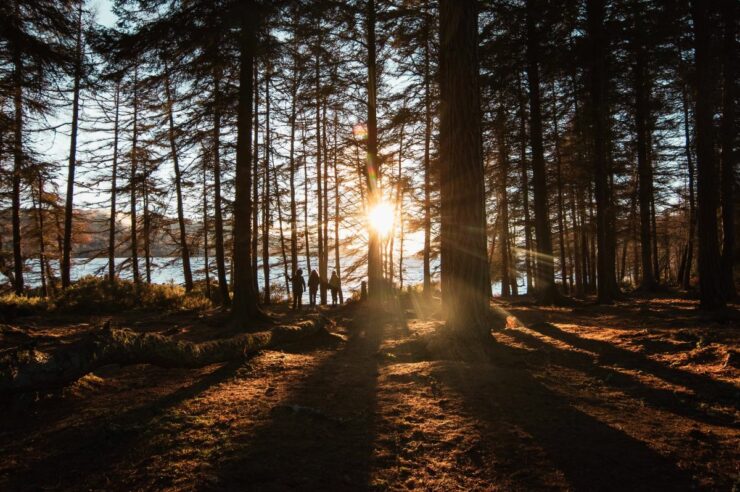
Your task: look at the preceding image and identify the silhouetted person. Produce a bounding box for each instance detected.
[308,269,320,307]
[329,270,341,306]
[287,269,306,310]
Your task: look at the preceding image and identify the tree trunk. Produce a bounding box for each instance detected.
[164,63,193,292]
[288,44,299,279]
[517,73,533,294]
[322,98,330,303]
[438,0,497,337]
[203,158,211,299]
[11,39,24,294]
[232,0,263,321]
[632,21,656,289]
[496,107,511,297]
[551,85,568,294]
[212,68,230,305]
[142,159,152,285]
[34,174,47,297]
[130,66,140,285]
[526,0,556,303]
[587,0,618,302]
[108,81,121,282]
[303,124,312,274]
[365,0,383,300]
[422,0,433,296]
[252,65,260,296]
[720,0,736,299]
[333,112,344,303]
[691,1,725,309]
[681,84,695,290]
[262,68,272,304]
[62,4,83,289]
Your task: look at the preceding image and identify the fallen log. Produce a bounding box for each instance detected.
[0,316,327,396]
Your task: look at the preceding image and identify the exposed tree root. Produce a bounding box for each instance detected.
[0,316,328,396]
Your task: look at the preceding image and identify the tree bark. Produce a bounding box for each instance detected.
[262,67,272,304]
[212,68,230,305]
[720,0,736,299]
[691,1,725,309]
[422,0,433,296]
[438,0,497,336]
[108,81,121,282]
[681,84,695,290]
[587,0,618,302]
[632,15,656,290]
[365,0,383,300]
[526,0,556,303]
[62,3,83,289]
[231,0,263,321]
[164,63,193,292]
[130,65,140,285]
[11,35,24,294]
[495,107,511,297]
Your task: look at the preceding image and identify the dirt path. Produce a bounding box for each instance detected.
[0,298,738,490]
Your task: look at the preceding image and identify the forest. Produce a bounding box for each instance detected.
[0,0,738,490]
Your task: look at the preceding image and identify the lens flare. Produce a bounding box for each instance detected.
[368,201,394,238]
[353,123,368,140]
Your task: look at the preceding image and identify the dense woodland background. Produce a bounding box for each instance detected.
[0,0,737,314]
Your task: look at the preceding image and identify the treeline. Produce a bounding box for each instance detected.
[0,0,736,318]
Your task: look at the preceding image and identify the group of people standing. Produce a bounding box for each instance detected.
[288,269,342,310]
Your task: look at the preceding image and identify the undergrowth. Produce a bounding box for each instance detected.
[0,276,213,316]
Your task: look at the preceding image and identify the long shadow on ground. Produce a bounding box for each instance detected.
[206,309,388,491]
[434,343,698,491]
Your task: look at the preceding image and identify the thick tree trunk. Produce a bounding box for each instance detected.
[232,0,263,321]
[691,1,725,309]
[526,0,556,303]
[587,0,618,302]
[62,4,83,289]
[633,21,656,290]
[108,81,121,282]
[0,317,327,395]
[212,69,230,306]
[438,0,497,337]
[164,64,193,292]
[720,0,736,299]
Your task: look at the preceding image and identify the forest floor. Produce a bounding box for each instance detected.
[0,294,738,491]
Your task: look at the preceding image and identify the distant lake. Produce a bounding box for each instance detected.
[3,257,527,298]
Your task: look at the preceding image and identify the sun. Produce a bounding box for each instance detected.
[368,200,394,238]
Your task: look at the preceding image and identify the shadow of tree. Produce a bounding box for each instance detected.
[435,345,698,491]
[206,311,386,491]
[0,361,242,490]
[526,322,739,408]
